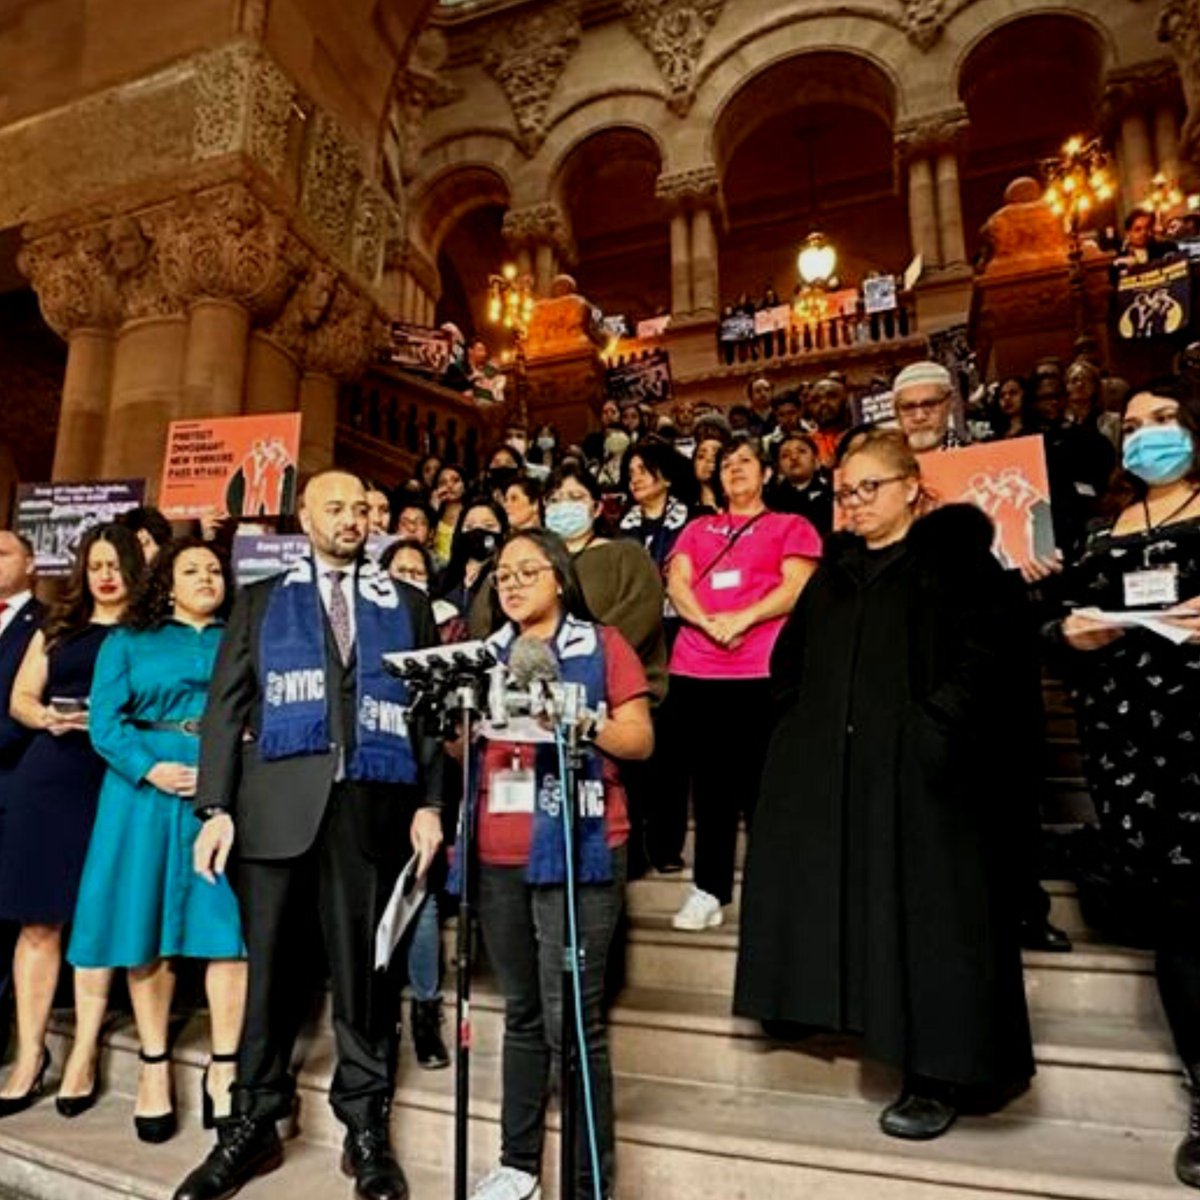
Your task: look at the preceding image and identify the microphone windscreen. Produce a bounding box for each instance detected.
[508,635,560,689]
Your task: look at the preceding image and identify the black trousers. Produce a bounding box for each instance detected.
[478,848,627,1197]
[1157,895,1200,1070]
[670,675,774,905]
[231,782,407,1128]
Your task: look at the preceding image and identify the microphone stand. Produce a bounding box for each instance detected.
[452,682,480,1200]
[555,695,588,1200]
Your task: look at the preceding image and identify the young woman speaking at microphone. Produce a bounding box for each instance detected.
[452,528,652,1200]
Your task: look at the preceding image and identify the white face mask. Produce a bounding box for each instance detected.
[544,499,593,540]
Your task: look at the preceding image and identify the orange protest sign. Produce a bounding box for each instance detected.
[835,436,1055,570]
[920,437,1055,570]
[158,414,301,519]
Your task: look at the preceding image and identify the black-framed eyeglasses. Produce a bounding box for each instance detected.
[895,398,948,416]
[491,563,554,590]
[833,475,908,507]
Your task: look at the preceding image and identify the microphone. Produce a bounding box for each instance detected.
[508,635,560,690]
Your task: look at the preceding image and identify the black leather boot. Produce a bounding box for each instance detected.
[172,1116,282,1200]
[342,1124,409,1200]
[1177,1067,1200,1188]
[411,999,450,1070]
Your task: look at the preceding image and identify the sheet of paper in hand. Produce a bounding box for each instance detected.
[374,855,427,971]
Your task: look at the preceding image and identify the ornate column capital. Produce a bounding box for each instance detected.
[1102,58,1184,128]
[501,202,575,261]
[655,166,722,212]
[902,0,950,52]
[18,227,123,337]
[154,182,306,320]
[894,108,970,166]
[481,1,582,155]
[265,262,384,380]
[621,0,726,116]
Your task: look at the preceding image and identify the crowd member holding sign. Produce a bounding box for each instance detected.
[1050,383,1200,1189]
[458,529,653,1200]
[0,524,141,1117]
[736,429,1034,1140]
[173,470,444,1200]
[665,435,820,931]
[67,540,246,1141]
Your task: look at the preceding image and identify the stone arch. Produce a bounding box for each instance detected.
[519,91,672,208]
[947,1,1120,79]
[409,162,512,260]
[954,9,1112,258]
[688,12,915,173]
[551,126,669,320]
[412,131,524,212]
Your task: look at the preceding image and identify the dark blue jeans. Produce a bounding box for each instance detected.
[478,847,627,1198]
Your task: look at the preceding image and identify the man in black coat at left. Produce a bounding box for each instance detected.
[0,532,43,1056]
[174,470,444,1200]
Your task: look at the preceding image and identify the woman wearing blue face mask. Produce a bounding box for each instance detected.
[1050,382,1200,1189]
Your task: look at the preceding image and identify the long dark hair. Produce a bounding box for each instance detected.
[438,497,508,599]
[43,523,143,648]
[489,528,595,629]
[1103,378,1200,517]
[124,538,234,631]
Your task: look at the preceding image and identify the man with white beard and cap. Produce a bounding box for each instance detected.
[892,360,966,453]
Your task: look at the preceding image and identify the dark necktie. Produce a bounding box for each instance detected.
[327,571,352,665]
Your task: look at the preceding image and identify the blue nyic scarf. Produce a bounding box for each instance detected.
[450,614,612,890]
[259,555,416,785]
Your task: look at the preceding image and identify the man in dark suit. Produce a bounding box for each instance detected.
[174,471,444,1200]
[0,532,41,1058]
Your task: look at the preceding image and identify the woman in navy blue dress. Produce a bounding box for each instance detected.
[0,523,141,1117]
[69,540,246,1141]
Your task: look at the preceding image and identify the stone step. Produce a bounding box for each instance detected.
[628,878,1092,939]
[43,954,1184,1139]
[623,916,1163,1024]
[33,1017,1188,1200]
[0,1090,445,1200]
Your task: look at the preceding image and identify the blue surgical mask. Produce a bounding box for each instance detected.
[545,499,593,540]
[1123,424,1195,486]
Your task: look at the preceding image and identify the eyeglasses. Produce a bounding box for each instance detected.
[895,398,948,416]
[833,475,908,507]
[492,563,554,590]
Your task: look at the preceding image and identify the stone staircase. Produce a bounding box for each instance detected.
[0,681,1190,1199]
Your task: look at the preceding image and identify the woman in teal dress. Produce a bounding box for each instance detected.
[68,539,246,1143]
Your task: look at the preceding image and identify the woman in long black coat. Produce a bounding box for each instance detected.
[734,427,1034,1140]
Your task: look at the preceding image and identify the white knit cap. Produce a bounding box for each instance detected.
[893,360,952,396]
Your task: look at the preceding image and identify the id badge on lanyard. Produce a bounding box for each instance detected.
[1123,565,1180,610]
[489,750,536,815]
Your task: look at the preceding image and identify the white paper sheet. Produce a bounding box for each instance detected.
[373,855,427,971]
[1074,606,1195,646]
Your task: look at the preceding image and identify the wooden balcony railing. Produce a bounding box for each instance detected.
[337,365,496,487]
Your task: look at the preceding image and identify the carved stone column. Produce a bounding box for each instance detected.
[655,167,723,318]
[1155,105,1182,181]
[244,332,301,413]
[1122,112,1157,206]
[1105,60,1186,205]
[502,204,574,297]
[935,152,968,268]
[389,240,441,326]
[896,111,969,272]
[19,227,122,481]
[157,182,304,419]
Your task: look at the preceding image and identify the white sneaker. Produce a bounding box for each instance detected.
[469,1165,541,1200]
[671,887,724,931]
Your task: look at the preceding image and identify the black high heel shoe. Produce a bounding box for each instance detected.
[55,1055,100,1118]
[133,1049,176,1144]
[202,1050,239,1129]
[0,1047,50,1118]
